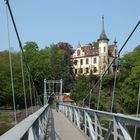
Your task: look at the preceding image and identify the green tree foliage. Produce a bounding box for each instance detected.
[70,75,90,105]
[70,45,140,114]
[0,41,74,108]
[88,41,99,48]
[119,45,140,113]
[1,41,140,115]
[0,51,27,108]
[0,51,11,107]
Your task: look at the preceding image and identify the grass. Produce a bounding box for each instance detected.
[0,114,10,122]
[0,112,14,136]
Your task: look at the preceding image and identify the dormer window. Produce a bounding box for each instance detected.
[77,50,81,56]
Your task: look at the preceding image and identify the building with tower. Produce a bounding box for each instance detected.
[71,16,118,75]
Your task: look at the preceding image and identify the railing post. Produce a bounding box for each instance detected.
[60,79,63,96]
[44,79,47,105]
[84,110,87,135]
[95,113,98,139]
[29,127,34,140]
[113,116,118,140]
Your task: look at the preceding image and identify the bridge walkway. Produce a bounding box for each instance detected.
[52,109,88,140]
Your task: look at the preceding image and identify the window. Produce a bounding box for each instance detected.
[86,68,89,73]
[75,69,77,74]
[104,47,106,52]
[104,56,106,63]
[79,68,83,73]
[77,50,81,56]
[93,66,97,73]
[86,58,89,64]
[74,60,77,65]
[93,58,96,64]
[80,59,83,65]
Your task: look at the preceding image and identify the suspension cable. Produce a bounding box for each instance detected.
[20,52,28,117]
[4,0,41,109]
[88,89,92,108]
[82,20,140,109]
[28,72,33,113]
[5,5,17,123]
[81,80,100,106]
[133,83,140,140]
[97,76,103,110]
[110,56,119,113]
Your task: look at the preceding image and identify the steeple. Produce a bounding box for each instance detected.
[98,16,109,42]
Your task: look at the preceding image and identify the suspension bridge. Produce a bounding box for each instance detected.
[1,78,140,140]
[1,0,140,140]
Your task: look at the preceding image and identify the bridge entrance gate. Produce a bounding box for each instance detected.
[44,79,63,105]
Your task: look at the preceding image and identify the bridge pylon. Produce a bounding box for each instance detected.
[44,79,63,105]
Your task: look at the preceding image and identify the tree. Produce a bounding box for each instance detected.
[119,45,140,113]
[70,75,90,105]
[88,41,99,48]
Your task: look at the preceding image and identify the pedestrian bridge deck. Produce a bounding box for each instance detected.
[1,104,140,140]
[52,110,88,140]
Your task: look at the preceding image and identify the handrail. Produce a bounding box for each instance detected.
[0,104,50,140]
[59,103,140,140]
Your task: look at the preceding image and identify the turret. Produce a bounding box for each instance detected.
[98,16,109,74]
[98,16,109,42]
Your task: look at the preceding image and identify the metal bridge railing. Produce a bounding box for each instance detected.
[0,104,50,140]
[59,103,140,140]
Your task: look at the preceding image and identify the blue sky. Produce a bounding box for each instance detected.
[0,0,140,55]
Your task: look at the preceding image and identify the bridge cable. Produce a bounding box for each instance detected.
[28,72,33,113]
[5,0,31,116]
[97,20,140,110]
[97,20,140,111]
[88,89,92,108]
[5,5,17,123]
[82,20,140,109]
[110,56,119,113]
[5,1,28,119]
[4,0,42,109]
[20,52,28,117]
[133,83,140,140]
[97,76,103,110]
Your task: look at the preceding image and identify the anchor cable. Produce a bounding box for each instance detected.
[4,0,42,110]
[5,5,17,123]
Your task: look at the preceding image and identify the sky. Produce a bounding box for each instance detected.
[0,0,140,55]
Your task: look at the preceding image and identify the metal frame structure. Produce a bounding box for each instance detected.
[0,104,50,140]
[44,79,63,105]
[59,103,140,140]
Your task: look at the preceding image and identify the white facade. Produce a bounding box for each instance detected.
[71,42,117,75]
[71,45,100,75]
[71,17,117,75]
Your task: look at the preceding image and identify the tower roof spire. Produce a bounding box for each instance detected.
[98,16,109,41]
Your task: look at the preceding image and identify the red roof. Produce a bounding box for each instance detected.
[81,46,99,56]
[63,95,74,102]
[108,45,116,56]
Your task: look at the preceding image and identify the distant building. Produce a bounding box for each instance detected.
[71,16,118,75]
[59,93,74,105]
